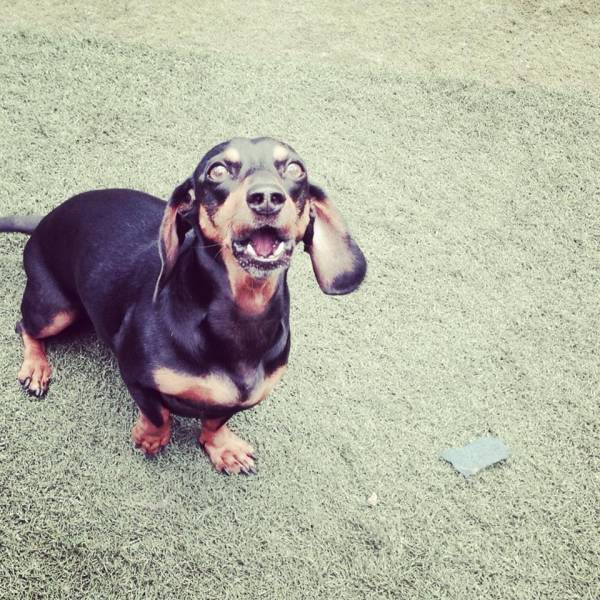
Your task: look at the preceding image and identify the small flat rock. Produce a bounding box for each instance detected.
[366,493,378,507]
[440,436,509,478]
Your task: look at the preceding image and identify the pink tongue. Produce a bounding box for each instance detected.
[250,231,277,257]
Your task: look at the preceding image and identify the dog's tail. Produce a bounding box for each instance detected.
[0,215,43,234]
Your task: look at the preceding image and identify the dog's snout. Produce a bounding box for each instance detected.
[246,185,286,215]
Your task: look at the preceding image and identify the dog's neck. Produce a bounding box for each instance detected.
[155,232,289,366]
[164,230,287,318]
[219,247,284,316]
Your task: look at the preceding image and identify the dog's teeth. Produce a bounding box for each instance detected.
[272,241,285,258]
[246,243,258,258]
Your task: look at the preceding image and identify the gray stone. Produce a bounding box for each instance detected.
[440,437,509,478]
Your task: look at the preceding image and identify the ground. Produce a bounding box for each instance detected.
[0,1,598,598]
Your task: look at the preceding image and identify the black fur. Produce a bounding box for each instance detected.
[0,215,43,234]
[5,137,366,454]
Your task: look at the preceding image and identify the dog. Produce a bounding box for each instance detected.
[0,137,366,474]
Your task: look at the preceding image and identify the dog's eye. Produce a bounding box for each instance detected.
[207,164,229,182]
[285,162,305,180]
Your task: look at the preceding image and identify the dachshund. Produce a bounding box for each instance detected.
[0,137,366,474]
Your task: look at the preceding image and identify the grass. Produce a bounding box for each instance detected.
[0,1,599,598]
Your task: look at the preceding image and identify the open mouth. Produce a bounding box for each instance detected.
[232,226,294,274]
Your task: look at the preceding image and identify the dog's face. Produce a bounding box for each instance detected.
[193,137,311,278]
[155,137,366,304]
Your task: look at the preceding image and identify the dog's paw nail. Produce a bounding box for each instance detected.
[222,468,231,476]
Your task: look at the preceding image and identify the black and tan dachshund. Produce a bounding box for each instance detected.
[0,137,366,474]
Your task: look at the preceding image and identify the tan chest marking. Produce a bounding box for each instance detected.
[153,365,287,409]
[153,367,240,407]
[243,365,287,408]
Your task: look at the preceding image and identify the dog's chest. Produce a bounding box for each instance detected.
[152,362,285,411]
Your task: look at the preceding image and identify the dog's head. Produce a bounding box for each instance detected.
[155,137,366,302]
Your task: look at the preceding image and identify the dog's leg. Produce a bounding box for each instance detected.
[126,384,172,456]
[18,292,78,397]
[18,329,51,397]
[18,240,79,396]
[199,417,256,475]
[131,408,172,456]
[17,311,76,397]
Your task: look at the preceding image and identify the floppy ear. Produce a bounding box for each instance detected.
[303,184,367,294]
[153,178,195,301]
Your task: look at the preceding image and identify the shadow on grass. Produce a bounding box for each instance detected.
[46,316,206,451]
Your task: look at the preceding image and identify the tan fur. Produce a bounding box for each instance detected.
[199,421,256,474]
[223,147,241,163]
[198,204,222,243]
[158,204,181,275]
[18,310,78,395]
[308,198,355,290]
[294,201,311,242]
[200,202,276,312]
[131,405,171,455]
[245,365,287,406]
[198,179,250,245]
[18,332,51,391]
[153,367,240,407]
[156,188,195,296]
[272,145,289,161]
[37,309,77,337]
[153,363,285,410]
[272,193,301,239]
[222,247,281,315]
[199,177,303,314]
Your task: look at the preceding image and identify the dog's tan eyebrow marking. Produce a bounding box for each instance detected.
[223,147,241,163]
[273,145,289,161]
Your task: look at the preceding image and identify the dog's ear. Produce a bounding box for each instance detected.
[153,178,195,301]
[303,184,366,294]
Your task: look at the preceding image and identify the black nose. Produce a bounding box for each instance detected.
[246,184,286,215]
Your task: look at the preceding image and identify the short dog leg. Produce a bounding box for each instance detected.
[127,384,171,456]
[199,417,256,475]
[17,331,52,397]
[17,310,77,397]
[132,408,172,456]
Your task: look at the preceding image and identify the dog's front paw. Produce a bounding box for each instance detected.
[199,425,256,475]
[132,412,171,456]
[18,356,52,398]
